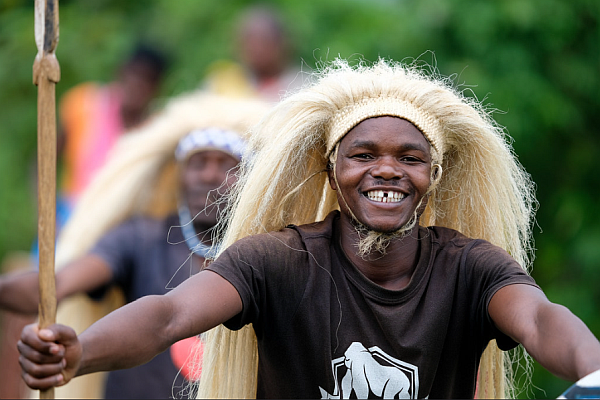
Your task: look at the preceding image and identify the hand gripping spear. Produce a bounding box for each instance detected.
[33,0,60,398]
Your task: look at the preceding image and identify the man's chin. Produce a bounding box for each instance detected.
[350,215,418,259]
[350,218,410,236]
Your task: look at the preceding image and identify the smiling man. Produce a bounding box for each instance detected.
[18,59,600,399]
[330,116,438,261]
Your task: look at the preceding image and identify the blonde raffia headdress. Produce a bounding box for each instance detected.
[49,92,270,399]
[198,58,537,399]
[327,96,445,164]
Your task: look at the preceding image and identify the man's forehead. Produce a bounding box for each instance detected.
[340,116,432,149]
[186,149,240,163]
[326,97,444,165]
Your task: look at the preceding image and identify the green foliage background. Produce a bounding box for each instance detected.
[0,0,598,397]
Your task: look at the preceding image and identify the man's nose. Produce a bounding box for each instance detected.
[199,162,226,185]
[371,157,403,180]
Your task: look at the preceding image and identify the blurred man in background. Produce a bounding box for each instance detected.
[0,93,269,398]
[203,4,304,101]
[57,44,168,217]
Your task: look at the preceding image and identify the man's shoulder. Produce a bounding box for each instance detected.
[105,214,172,239]
[286,211,338,240]
[426,225,475,245]
[60,82,102,104]
[425,225,516,264]
[425,225,499,255]
[230,212,338,254]
[120,214,169,227]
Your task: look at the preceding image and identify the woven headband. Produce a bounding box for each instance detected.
[326,96,445,163]
[175,127,247,162]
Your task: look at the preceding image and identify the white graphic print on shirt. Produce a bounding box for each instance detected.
[319,342,419,399]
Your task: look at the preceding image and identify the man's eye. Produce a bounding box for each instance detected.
[188,161,206,170]
[400,156,422,163]
[351,153,372,159]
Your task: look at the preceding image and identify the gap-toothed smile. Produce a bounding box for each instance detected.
[364,190,405,203]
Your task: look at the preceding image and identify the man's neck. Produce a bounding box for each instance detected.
[192,221,215,246]
[339,217,421,291]
[120,107,147,130]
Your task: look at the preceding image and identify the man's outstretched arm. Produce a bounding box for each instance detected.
[18,269,242,389]
[489,283,600,382]
[0,254,113,315]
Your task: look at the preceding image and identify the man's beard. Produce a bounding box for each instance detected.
[351,200,422,260]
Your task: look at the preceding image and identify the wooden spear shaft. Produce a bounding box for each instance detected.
[33,0,60,398]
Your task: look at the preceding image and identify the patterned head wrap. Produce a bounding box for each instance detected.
[175,127,247,162]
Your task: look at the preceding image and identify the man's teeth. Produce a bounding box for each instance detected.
[366,190,405,203]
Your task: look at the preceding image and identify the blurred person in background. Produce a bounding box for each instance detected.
[1,42,168,400]
[203,4,304,101]
[29,43,169,264]
[0,93,269,398]
[58,43,168,210]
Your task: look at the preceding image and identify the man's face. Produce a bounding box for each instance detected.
[181,150,240,228]
[328,116,432,234]
[237,17,287,78]
[119,61,162,114]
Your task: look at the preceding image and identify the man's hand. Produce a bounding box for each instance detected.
[15,271,242,389]
[17,323,81,390]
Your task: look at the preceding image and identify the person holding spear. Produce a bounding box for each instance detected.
[31,0,60,397]
[18,58,600,399]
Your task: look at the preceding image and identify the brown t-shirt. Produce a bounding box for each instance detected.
[207,211,538,399]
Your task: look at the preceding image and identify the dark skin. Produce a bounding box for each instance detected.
[117,60,163,130]
[183,150,239,236]
[236,8,290,81]
[0,150,238,315]
[17,117,600,390]
[328,117,432,290]
[56,59,163,155]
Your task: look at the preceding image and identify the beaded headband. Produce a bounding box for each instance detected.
[326,96,445,163]
[175,127,247,162]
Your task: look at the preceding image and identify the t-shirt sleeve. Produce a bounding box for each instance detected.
[88,219,140,291]
[206,230,310,334]
[465,240,540,350]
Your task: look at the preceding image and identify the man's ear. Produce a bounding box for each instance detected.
[327,163,337,191]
